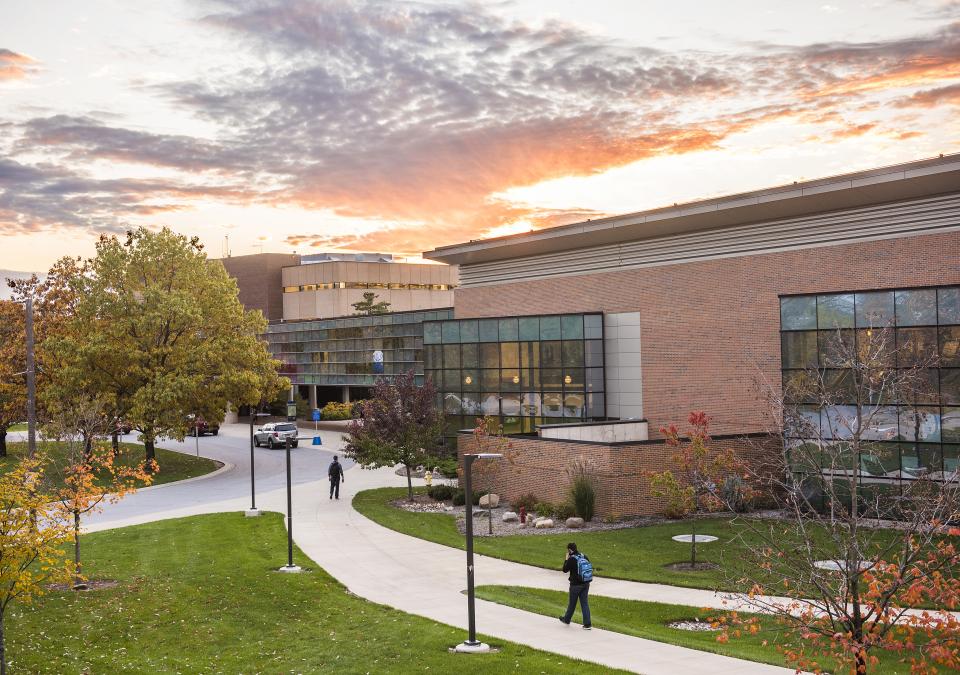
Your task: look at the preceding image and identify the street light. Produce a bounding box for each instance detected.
[246,410,272,518]
[279,433,309,573]
[455,452,502,654]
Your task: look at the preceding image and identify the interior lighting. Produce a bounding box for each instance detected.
[564,374,572,385]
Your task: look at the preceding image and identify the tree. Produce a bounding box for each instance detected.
[717,325,960,674]
[645,411,751,567]
[351,292,391,316]
[0,302,26,458]
[47,228,287,467]
[344,370,443,499]
[0,455,72,675]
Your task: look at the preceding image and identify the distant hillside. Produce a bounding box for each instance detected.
[0,270,41,300]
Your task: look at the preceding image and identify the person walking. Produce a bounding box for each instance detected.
[559,542,592,629]
[328,455,345,500]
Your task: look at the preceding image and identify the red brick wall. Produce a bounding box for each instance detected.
[455,231,960,438]
[458,432,778,518]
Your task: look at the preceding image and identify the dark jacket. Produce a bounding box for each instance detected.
[328,460,344,482]
[563,553,590,584]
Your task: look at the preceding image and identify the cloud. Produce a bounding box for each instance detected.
[0,48,38,81]
[894,82,960,106]
[2,2,959,253]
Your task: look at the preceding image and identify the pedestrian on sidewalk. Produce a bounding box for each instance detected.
[328,455,345,500]
[559,542,592,629]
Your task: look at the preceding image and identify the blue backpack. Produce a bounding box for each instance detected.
[574,553,593,582]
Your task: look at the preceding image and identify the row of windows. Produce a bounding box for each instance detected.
[781,287,960,331]
[283,282,454,293]
[267,309,453,333]
[788,440,959,481]
[443,415,575,436]
[269,326,424,342]
[440,391,605,420]
[782,368,960,405]
[424,313,603,344]
[785,405,960,443]
[295,373,426,387]
[426,366,603,392]
[281,362,424,377]
[425,341,604,371]
[279,349,422,366]
[271,338,421,355]
[781,327,960,369]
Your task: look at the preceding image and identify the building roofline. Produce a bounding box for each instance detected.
[423,153,960,266]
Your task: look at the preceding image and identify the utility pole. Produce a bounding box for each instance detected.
[25,297,37,459]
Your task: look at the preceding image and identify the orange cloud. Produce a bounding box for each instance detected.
[0,49,37,81]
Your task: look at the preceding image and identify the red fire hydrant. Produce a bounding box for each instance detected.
[519,505,527,524]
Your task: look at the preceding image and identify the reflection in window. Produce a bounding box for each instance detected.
[781,296,817,330]
[940,327,960,366]
[818,294,855,328]
[481,393,500,415]
[897,407,940,443]
[855,290,895,328]
[782,331,818,369]
[543,392,563,417]
[940,408,960,443]
[939,287,960,325]
[895,289,937,326]
[897,327,938,367]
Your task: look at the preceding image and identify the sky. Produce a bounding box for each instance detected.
[1,0,959,273]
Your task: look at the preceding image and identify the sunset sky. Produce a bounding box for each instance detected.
[1,0,959,273]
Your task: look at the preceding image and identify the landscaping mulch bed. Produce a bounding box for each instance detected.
[48,579,119,592]
[663,562,720,572]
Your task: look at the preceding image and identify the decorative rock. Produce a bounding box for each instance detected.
[534,518,555,529]
[479,493,500,508]
[444,505,454,512]
[565,517,584,528]
[502,511,519,523]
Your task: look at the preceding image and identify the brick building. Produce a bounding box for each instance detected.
[425,154,960,515]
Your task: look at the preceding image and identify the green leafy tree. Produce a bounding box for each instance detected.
[351,292,391,316]
[344,370,443,499]
[48,227,287,467]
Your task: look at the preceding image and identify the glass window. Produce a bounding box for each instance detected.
[521,392,541,417]
[423,322,441,345]
[896,369,939,405]
[562,341,584,367]
[782,331,818,369]
[563,392,585,418]
[861,442,899,477]
[481,369,499,391]
[944,444,960,476]
[424,344,443,369]
[481,393,500,416]
[822,405,858,440]
[856,291,895,328]
[818,294,855,329]
[561,315,584,339]
[443,393,461,414]
[941,369,960,405]
[460,343,479,369]
[541,368,563,391]
[900,443,941,477]
[461,369,478,392]
[784,404,821,438]
[780,296,817,330]
[939,287,960,325]
[442,344,460,369]
[940,327,960,366]
[461,394,481,415]
[442,369,460,391]
[862,406,900,441]
[519,341,540,369]
[500,342,520,369]
[897,407,940,443]
[941,408,960,443]
[586,368,604,392]
[895,289,937,326]
[823,369,855,404]
[856,328,896,368]
[501,393,521,416]
[897,327,938,367]
[441,321,461,344]
[478,319,499,342]
[518,317,539,341]
[540,315,561,340]
[584,314,603,340]
[501,369,520,391]
[460,320,479,343]
[587,392,605,417]
[584,340,604,368]
[498,318,519,342]
[819,330,855,368]
[480,343,499,368]
[784,370,818,404]
[563,368,585,388]
[541,341,562,367]
[520,366,540,389]
[542,392,563,417]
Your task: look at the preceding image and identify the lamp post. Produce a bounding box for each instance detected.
[246,410,271,518]
[455,452,502,654]
[278,433,307,573]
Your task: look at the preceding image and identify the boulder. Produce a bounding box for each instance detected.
[565,517,585,529]
[502,511,519,523]
[444,505,454,512]
[479,493,500,508]
[534,518,555,529]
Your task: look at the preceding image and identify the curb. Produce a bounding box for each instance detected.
[135,458,234,493]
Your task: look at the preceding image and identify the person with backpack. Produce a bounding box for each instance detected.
[328,456,345,500]
[559,542,592,629]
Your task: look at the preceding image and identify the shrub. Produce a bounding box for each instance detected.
[321,401,353,420]
[452,489,482,506]
[433,456,459,479]
[554,502,576,520]
[721,475,750,513]
[534,501,554,519]
[512,492,539,513]
[603,512,621,524]
[568,460,597,522]
[427,485,455,501]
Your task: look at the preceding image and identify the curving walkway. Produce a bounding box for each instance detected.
[72,424,789,675]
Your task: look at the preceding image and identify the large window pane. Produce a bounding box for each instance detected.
[781,296,817,330]
[818,294,855,329]
[541,368,563,391]
[540,315,561,340]
[562,341,584,367]
[861,442,899,477]
[941,369,960,405]
[478,319,499,342]
[521,392,541,417]
[501,392,521,416]
[500,342,520,369]
[461,369,478,392]
[862,406,900,441]
[519,341,540,369]
[901,443,941,477]
[584,314,603,340]
[498,318,519,342]
[561,315,584,339]
[520,365,540,389]
[501,369,520,391]
[519,317,539,341]
[460,343,479,369]
[543,392,563,417]
[563,368,585,388]
[939,287,960,325]
[423,322,441,344]
[819,330,855,368]
[784,404,821,438]
[587,392,605,418]
[442,369,461,391]
[480,343,499,368]
[586,367,604,392]
[897,327,938,367]
[940,327,960,366]
[461,394,481,415]
[896,369,939,405]
[585,340,604,368]
[460,320,479,343]
[897,407,940,443]
[563,392,585,418]
[442,344,460,369]
[425,344,443,369]
[856,291,895,328]
[824,369,855,404]
[942,407,960,443]
[895,289,937,326]
[481,393,500,416]
[782,331,818,368]
[823,405,858,440]
[784,370,819,404]
[441,321,461,344]
[443,393,461,414]
[541,341,562,367]
[944,445,959,476]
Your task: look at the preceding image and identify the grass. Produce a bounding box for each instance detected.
[354,487,927,592]
[474,585,960,675]
[8,514,627,674]
[0,440,220,489]
[7,423,27,432]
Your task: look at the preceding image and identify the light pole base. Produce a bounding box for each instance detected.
[454,641,491,654]
[244,509,261,518]
[278,565,303,573]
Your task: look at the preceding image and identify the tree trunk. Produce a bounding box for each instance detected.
[111,431,119,455]
[83,433,93,461]
[73,510,84,589]
[143,435,157,471]
[0,430,6,458]
[405,464,413,500]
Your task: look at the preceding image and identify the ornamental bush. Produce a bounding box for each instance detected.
[568,460,597,522]
[512,492,539,513]
[427,484,455,501]
[452,489,482,506]
[320,401,353,420]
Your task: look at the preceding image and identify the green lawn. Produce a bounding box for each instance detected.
[8,514,627,674]
[474,586,960,675]
[7,423,27,432]
[0,440,220,489]
[354,487,925,592]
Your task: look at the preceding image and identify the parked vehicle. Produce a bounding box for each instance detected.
[190,416,220,436]
[253,422,298,448]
